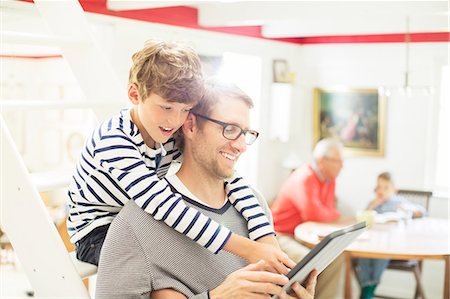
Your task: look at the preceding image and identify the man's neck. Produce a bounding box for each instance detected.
[176,160,226,209]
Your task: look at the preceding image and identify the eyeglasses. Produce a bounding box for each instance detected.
[193,113,259,145]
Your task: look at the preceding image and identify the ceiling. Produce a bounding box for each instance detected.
[1,0,449,56]
[102,1,449,37]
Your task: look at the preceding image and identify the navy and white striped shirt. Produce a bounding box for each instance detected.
[67,108,273,253]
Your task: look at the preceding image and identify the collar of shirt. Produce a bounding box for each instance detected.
[166,174,227,208]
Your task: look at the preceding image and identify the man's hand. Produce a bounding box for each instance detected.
[209,260,289,298]
[209,261,318,299]
[286,269,318,299]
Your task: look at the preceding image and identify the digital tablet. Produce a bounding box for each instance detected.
[272,222,367,298]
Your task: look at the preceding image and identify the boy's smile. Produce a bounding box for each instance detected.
[159,126,175,136]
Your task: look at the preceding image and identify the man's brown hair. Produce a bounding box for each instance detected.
[128,40,204,104]
[176,78,254,151]
[192,78,253,128]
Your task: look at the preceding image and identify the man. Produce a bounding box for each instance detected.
[95,79,317,299]
[271,138,346,299]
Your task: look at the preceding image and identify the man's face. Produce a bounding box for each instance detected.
[191,97,250,179]
[320,147,344,180]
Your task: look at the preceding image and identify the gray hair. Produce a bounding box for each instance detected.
[313,138,344,160]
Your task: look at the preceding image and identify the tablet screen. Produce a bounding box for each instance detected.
[272,222,366,298]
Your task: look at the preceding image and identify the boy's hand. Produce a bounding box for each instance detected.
[247,240,296,274]
[223,233,296,274]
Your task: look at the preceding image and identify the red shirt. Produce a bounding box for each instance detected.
[271,164,340,236]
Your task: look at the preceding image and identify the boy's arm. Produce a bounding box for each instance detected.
[225,175,275,241]
[95,133,230,254]
[225,183,296,274]
[96,133,293,270]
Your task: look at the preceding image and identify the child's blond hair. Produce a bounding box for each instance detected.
[129,40,204,104]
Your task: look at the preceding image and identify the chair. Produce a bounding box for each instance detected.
[375,189,432,299]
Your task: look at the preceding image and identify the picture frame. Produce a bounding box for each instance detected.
[313,88,386,157]
[272,59,289,83]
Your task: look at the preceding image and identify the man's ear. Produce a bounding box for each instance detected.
[128,83,140,105]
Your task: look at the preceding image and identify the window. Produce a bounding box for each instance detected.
[218,52,262,186]
[434,65,449,196]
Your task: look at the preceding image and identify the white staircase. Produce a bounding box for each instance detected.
[1,0,127,297]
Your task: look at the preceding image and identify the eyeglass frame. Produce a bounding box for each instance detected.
[192,112,260,145]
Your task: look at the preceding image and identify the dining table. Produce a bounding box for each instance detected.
[294,217,450,298]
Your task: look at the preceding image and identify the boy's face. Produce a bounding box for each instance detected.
[375,178,396,201]
[191,97,249,179]
[134,92,194,145]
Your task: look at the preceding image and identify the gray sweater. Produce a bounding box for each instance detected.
[95,175,272,299]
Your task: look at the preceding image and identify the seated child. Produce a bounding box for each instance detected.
[356,172,427,299]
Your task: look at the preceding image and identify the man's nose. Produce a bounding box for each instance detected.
[230,134,247,153]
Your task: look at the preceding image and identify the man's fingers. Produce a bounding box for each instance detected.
[291,282,313,299]
[245,281,288,297]
[240,270,289,286]
[305,269,318,296]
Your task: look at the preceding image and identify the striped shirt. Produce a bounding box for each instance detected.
[95,175,273,299]
[67,108,273,253]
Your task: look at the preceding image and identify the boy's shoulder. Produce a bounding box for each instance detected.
[96,108,136,138]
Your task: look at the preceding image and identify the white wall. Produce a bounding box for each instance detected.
[5,9,447,212]
[289,43,448,215]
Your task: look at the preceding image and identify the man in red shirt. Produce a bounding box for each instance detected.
[271,138,345,299]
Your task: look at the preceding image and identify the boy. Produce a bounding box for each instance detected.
[356,172,427,299]
[67,40,293,273]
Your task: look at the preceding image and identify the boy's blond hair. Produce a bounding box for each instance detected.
[129,40,204,104]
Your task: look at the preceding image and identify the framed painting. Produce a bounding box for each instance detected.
[313,88,386,156]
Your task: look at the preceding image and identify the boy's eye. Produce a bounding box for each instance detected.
[161,106,172,111]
